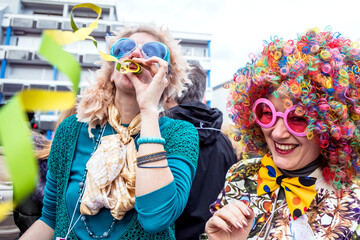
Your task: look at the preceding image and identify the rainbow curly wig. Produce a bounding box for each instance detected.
[227,27,360,189]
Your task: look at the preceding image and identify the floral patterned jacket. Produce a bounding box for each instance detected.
[209,157,360,240]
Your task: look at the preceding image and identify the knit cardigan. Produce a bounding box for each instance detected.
[47,115,199,240]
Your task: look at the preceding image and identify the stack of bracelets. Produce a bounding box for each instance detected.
[136,137,168,168]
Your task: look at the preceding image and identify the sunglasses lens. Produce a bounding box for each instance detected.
[287,110,307,133]
[255,103,273,125]
[142,42,167,60]
[111,39,136,58]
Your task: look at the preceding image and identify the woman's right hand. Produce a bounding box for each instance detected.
[205,201,254,240]
[127,57,169,114]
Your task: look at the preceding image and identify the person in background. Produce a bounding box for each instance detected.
[13,131,48,238]
[163,61,238,240]
[14,107,77,238]
[20,23,199,240]
[205,28,360,239]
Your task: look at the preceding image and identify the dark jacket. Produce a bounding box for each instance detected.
[166,102,238,240]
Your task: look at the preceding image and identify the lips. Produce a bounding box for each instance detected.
[128,62,139,70]
[274,141,298,155]
[122,60,143,74]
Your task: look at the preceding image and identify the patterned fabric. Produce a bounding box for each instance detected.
[80,104,141,220]
[257,155,317,220]
[210,157,360,240]
[47,115,199,240]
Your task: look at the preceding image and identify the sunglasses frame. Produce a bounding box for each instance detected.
[110,38,170,63]
[253,98,307,137]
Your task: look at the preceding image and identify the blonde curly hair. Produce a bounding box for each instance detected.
[77,24,190,136]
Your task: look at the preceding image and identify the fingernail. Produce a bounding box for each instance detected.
[235,221,242,229]
[242,219,248,227]
[226,227,232,233]
[244,209,251,216]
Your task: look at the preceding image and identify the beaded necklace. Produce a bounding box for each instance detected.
[81,125,116,238]
[66,125,141,239]
[67,125,116,239]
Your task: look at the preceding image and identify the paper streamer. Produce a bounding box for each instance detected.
[69,3,118,62]
[0,97,33,222]
[118,60,142,74]
[0,202,13,222]
[0,3,105,221]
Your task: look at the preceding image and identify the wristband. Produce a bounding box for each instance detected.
[137,165,168,169]
[137,151,166,163]
[137,155,167,166]
[137,137,166,145]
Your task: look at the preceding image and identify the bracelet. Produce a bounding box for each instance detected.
[138,165,169,169]
[137,155,167,166]
[137,151,166,162]
[137,151,166,160]
[137,137,166,145]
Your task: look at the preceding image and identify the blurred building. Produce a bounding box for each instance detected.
[0,0,212,133]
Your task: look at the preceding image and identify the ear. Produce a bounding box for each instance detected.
[163,96,178,109]
[162,96,171,110]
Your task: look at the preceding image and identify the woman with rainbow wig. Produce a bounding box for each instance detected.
[204,28,360,239]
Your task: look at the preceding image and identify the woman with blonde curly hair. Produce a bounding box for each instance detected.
[205,28,360,240]
[21,24,199,240]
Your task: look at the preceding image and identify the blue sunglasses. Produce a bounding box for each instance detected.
[110,38,170,63]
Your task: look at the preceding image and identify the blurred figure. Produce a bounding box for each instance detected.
[0,146,18,240]
[164,61,238,240]
[13,131,49,239]
[14,107,77,238]
[0,146,11,214]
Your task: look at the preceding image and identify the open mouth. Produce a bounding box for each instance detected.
[120,60,143,74]
[274,142,298,154]
[128,62,139,70]
[128,62,143,75]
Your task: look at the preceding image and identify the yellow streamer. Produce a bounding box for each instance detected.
[119,60,143,74]
[0,3,106,221]
[20,90,75,111]
[0,202,13,222]
[70,3,118,62]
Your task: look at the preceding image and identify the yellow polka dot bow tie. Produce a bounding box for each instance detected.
[257,155,317,220]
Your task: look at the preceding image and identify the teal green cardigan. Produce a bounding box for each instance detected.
[41,115,199,240]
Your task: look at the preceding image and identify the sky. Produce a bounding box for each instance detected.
[116,0,360,88]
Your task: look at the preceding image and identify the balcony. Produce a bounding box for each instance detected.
[2,13,119,37]
[11,16,33,28]
[6,49,30,61]
[0,45,100,67]
[36,19,59,30]
[0,78,76,103]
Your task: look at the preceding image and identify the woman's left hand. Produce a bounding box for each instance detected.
[126,57,169,113]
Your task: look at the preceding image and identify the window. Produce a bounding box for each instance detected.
[194,47,207,57]
[182,46,192,56]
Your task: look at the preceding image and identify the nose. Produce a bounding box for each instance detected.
[129,47,144,59]
[271,117,291,139]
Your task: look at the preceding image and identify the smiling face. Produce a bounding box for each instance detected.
[260,95,321,170]
[111,32,158,94]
